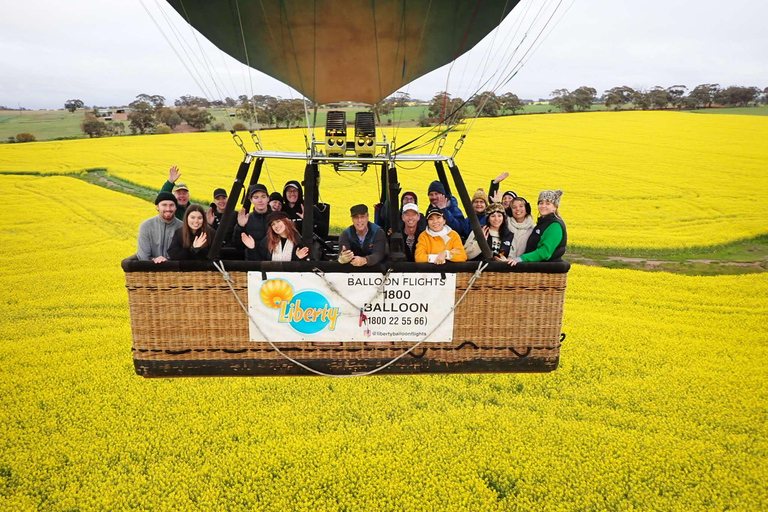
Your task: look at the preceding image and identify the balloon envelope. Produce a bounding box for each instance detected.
[167,0,520,104]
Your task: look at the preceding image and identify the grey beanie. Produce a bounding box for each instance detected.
[538,189,563,207]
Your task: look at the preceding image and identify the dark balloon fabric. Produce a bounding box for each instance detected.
[167,0,520,104]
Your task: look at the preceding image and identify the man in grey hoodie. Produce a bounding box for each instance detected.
[137,192,183,263]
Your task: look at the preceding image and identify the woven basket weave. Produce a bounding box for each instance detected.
[125,268,567,377]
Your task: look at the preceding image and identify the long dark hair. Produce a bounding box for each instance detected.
[181,204,214,248]
[266,217,301,253]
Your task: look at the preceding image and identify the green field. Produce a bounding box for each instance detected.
[685,106,768,116]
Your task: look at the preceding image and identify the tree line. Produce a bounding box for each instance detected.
[59,82,767,139]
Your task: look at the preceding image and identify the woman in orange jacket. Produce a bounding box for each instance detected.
[415,206,468,264]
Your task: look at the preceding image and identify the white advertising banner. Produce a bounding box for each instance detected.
[247,272,456,342]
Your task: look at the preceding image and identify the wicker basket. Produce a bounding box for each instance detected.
[124,260,568,377]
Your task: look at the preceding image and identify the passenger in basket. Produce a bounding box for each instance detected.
[338,204,387,267]
[281,180,327,237]
[456,187,489,236]
[159,165,191,220]
[506,196,534,258]
[137,192,183,263]
[399,191,426,231]
[269,192,284,212]
[234,184,271,251]
[464,203,514,261]
[241,211,309,261]
[168,204,216,260]
[426,181,467,238]
[206,188,236,247]
[401,203,425,262]
[508,190,567,265]
[415,206,467,264]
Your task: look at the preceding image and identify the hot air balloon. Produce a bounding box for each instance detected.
[122,0,570,378]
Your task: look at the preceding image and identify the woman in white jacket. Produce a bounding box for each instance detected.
[507,197,534,258]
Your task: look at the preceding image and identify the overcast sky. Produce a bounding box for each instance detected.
[1,0,766,109]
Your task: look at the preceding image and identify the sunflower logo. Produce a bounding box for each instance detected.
[260,279,293,309]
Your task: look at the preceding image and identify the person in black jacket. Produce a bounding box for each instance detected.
[281,180,328,237]
[234,184,271,251]
[463,203,514,261]
[168,204,216,260]
[400,203,425,262]
[241,211,309,261]
[338,204,387,267]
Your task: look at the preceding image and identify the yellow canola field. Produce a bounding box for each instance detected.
[1,174,766,511]
[0,111,766,249]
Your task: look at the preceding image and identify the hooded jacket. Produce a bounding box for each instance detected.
[282,180,328,238]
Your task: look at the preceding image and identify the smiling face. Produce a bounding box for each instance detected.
[174,189,189,206]
[473,198,486,214]
[271,219,287,237]
[269,200,283,211]
[488,212,504,229]
[352,213,369,233]
[285,187,299,204]
[402,209,419,229]
[402,194,416,205]
[214,195,227,211]
[538,200,556,216]
[502,195,513,209]
[251,191,269,213]
[511,199,528,222]
[187,210,203,231]
[156,200,177,223]
[428,191,443,206]
[427,213,445,231]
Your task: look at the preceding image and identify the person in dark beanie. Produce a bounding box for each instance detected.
[426,180,467,237]
[281,180,328,237]
[233,184,271,251]
[137,192,182,263]
[269,192,284,212]
[338,204,387,266]
[508,189,567,265]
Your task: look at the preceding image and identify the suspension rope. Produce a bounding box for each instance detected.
[213,261,489,378]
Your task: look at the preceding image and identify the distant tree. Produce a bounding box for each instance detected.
[211,122,226,132]
[428,92,466,125]
[604,86,635,110]
[232,122,247,131]
[224,97,237,108]
[64,99,84,113]
[763,87,768,105]
[714,85,761,107]
[688,84,720,108]
[81,114,107,138]
[155,124,172,135]
[136,93,166,111]
[177,106,213,130]
[6,136,16,144]
[571,86,597,111]
[472,91,501,117]
[273,99,305,128]
[15,132,36,143]
[550,89,575,112]
[630,89,651,110]
[156,107,183,129]
[499,92,523,115]
[174,95,209,108]
[666,85,687,109]
[127,100,157,134]
[107,122,126,136]
[647,86,671,109]
[417,114,431,127]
